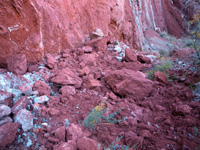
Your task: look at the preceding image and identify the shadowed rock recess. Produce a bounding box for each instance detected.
[0,0,199,150]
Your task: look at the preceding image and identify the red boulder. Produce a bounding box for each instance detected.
[45,54,57,69]
[124,48,137,62]
[154,71,168,83]
[0,123,18,147]
[51,68,82,88]
[107,69,153,101]
[137,54,151,64]
[6,54,27,75]
[33,80,51,96]
[77,137,103,150]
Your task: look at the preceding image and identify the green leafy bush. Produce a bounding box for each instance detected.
[83,102,126,130]
[146,58,173,80]
[188,11,200,60]
[83,102,106,130]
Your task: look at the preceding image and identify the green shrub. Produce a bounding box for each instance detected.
[83,102,106,130]
[83,102,126,130]
[104,136,139,150]
[188,11,200,60]
[146,58,173,79]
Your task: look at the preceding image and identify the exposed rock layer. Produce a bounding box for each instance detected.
[0,0,198,66]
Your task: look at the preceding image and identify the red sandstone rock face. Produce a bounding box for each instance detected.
[0,0,198,66]
[0,0,139,66]
[161,0,186,37]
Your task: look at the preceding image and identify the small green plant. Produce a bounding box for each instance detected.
[188,11,200,60]
[83,102,127,130]
[83,102,106,130]
[104,136,138,150]
[146,58,173,79]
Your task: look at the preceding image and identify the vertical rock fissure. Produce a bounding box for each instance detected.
[29,0,44,60]
[129,0,145,50]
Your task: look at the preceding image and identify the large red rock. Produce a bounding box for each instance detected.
[124,48,137,62]
[154,71,168,83]
[66,124,84,141]
[14,109,33,131]
[0,123,18,147]
[123,61,143,71]
[33,80,51,96]
[77,137,103,150]
[55,126,66,141]
[107,69,153,101]
[137,54,151,64]
[60,86,76,96]
[6,54,27,75]
[45,54,57,69]
[51,68,82,88]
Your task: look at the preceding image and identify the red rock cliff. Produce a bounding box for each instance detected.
[0,0,198,66]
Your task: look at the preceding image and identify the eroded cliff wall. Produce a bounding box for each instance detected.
[0,0,198,66]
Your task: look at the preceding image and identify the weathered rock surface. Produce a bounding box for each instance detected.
[34,95,49,104]
[154,71,168,83]
[173,105,192,116]
[48,108,61,117]
[0,104,11,119]
[137,54,151,64]
[0,0,139,66]
[77,137,103,150]
[107,69,153,100]
[58,141,77,150]
[6,54,27,75]
[51,68,82,88]
[33,80,51,96]
[60,86,76,96]
[0,0,198,66]
[0,91,13,107]
[66,124,83,141]
[0,123,18,147]
[12,96,29,114]
[124,48,137,62]
[14,109,33,131]
[55,126,66,142]
[45,54,57,69]
[0,117,12,126]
